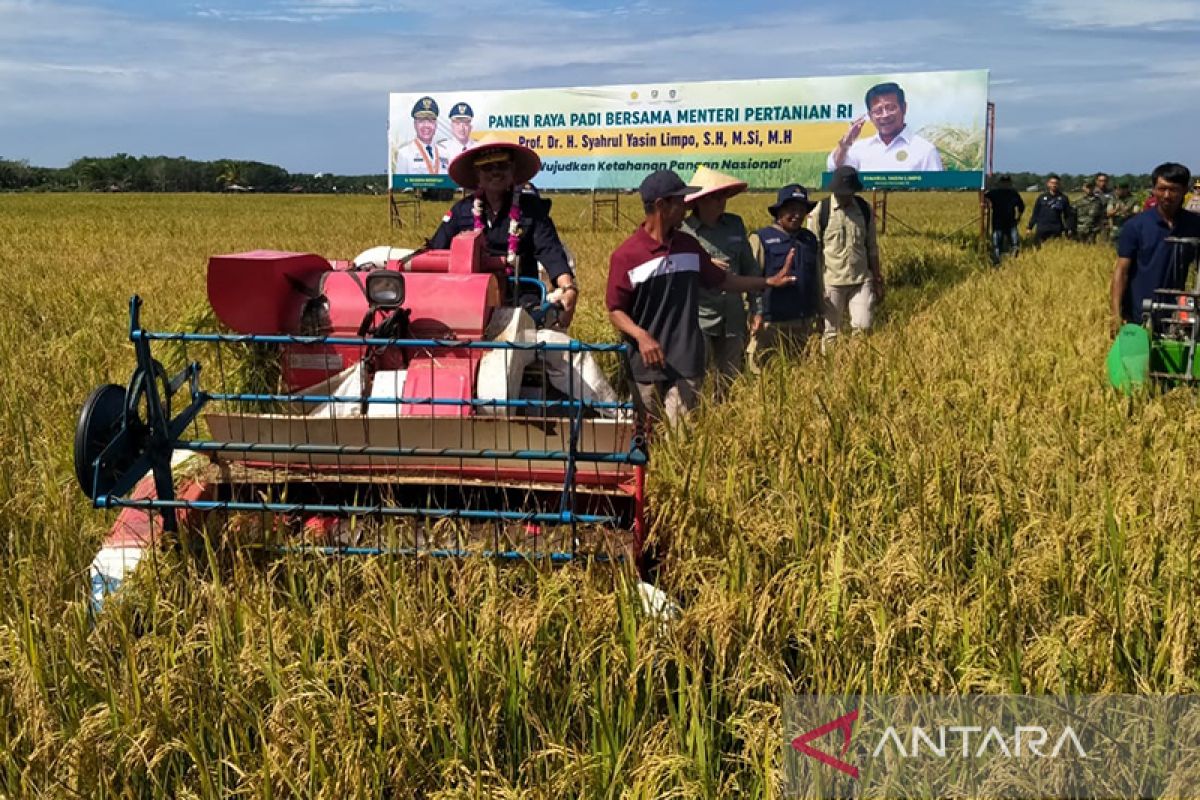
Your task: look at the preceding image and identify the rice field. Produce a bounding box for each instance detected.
[0,191,1197,797]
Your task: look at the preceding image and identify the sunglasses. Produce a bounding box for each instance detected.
[478,160,513,174]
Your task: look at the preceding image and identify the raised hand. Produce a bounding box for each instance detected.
[840,115,868,147]
[765,247,797,288]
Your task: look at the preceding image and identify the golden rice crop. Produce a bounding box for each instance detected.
[0,191,1195,797]
[918,124,986,171]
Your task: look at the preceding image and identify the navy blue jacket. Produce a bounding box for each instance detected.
[1027,192,1072,234]
[428,192,572,282]
[754,225,823,321]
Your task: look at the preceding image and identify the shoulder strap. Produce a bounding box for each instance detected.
[819,195,872,239]
[855,195,872,225]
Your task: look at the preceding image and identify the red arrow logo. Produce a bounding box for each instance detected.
[790,708,860,779]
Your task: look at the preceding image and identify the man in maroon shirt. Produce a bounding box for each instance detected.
[606,170,797,423]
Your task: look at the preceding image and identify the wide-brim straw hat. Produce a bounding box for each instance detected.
[684,166,749,204]
[447,133,541,190]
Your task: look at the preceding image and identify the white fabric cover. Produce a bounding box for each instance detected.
[477,307,538,414]
[352,245,416,268]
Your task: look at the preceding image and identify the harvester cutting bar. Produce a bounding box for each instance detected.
[135,329,628,353]
[207,392,629,412]
[274,545,609,563]
[177,440,645,465]
[97,497,621,527]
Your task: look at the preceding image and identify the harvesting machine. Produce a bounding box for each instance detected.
[1108,237,1200,391]
[74,231,649,609]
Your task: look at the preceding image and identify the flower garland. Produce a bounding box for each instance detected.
[472,187,522,268]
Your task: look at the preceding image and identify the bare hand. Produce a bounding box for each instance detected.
[1109,317,1122,339]
[840,115,868,147]
[712,258,730,271]
[637,333,665,369]
[749,314,763,336]
[765,247,797,288]
[556,288,577,328]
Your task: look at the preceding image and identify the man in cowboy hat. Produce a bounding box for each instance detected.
[681,166,759,396]
[441,101,475,157]
[746,184,824,368]
[429,133,578,324]
[809,165,883,345]
[399,95,450,175]
[606,169,798,425]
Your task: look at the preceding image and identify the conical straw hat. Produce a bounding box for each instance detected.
[684,165,749,204]
[448,132,542,190]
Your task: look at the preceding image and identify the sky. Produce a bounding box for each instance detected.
[1,0,1198,175]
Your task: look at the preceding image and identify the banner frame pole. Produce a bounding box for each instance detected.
[590,188,620,232]
[981,100,997,245]
[871,189,889,236]
[388,188,421,229]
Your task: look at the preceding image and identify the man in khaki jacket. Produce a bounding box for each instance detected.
[808,165,884,345]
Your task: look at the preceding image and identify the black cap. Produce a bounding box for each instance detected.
[828,165,863,194]
[768,184,813,216]
[449,102,473,120]
[639,169,698,205]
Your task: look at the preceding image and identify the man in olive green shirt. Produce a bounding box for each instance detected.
[1107,183,1139,246]
[807,165,884,345]
[682,167,759,397]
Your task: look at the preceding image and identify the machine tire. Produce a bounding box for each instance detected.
[74,384,131,499]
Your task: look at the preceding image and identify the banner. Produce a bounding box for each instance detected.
[388,70,989,192]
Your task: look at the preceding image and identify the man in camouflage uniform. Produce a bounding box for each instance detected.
[1073,181,1105,243]
[1093,173,1113,238]
[1107,183,1139,246]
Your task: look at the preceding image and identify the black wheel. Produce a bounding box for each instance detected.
[74,384,132,499]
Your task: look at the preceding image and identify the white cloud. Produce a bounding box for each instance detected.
[0,0,964,117]
[1024,0,1200,30]
[3,0,1190,173]
[195,0,417,23]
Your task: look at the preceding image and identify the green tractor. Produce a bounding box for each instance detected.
[1108,237,1200,392]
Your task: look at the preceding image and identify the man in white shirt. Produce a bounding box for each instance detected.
[441,102,475,157]
[397,96,450,175]
[827,82,944,172]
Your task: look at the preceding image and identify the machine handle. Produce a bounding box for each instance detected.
[514,275,548,306]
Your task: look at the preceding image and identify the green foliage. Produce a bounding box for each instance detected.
[0,155,386,193]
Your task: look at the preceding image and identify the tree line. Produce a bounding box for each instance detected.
[0,154,1155,195]
[0,154,386,193]
[990,172,1152,192]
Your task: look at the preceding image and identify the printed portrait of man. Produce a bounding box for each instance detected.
[441,102,475,157]
[827,81,944,172]
[397,95,449,175]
